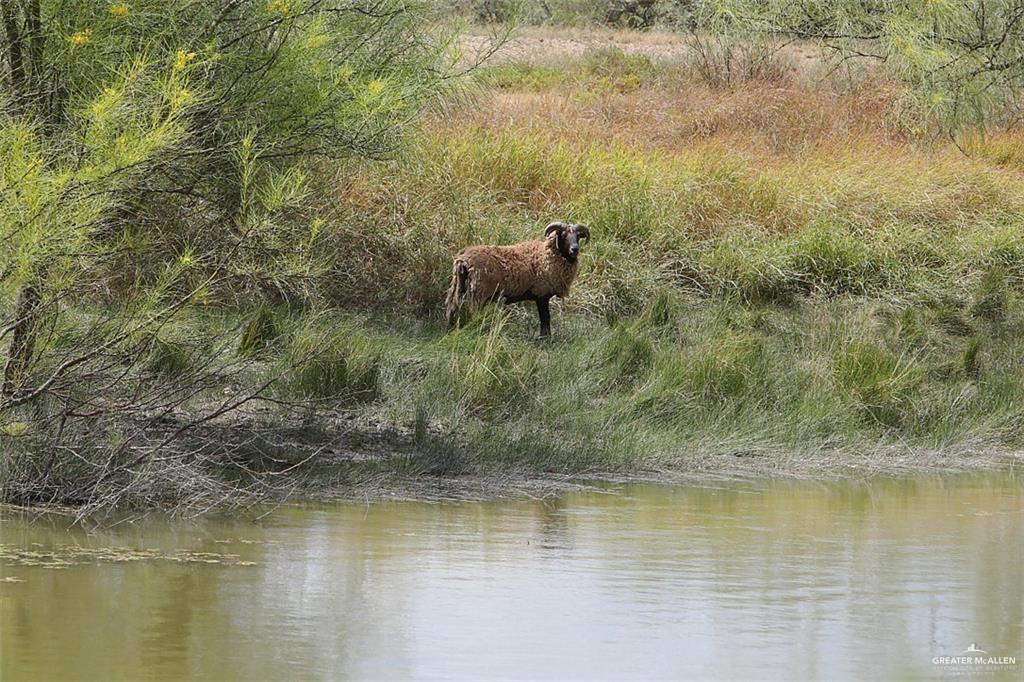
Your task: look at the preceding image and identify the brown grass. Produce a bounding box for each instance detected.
[440,26,1024,190]
[438,79,907,160]
[463,26,692,63]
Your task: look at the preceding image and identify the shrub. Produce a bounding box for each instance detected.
[581,47,655,88]
[1,0,452,460]
[832,341,920,427]
[683,34,794,87]
[473,0,520,23]
[146,337,190,378]
[604,0,660,29]
[278,323,381,403]
[971,265,1010,322]
[238,306,283,357]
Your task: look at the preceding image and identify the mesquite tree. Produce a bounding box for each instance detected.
[702,0,1024,133]
[0,1,464,505]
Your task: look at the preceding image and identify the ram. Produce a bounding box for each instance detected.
[444,221,590,337]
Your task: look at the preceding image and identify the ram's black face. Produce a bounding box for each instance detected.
[546,222,590,263]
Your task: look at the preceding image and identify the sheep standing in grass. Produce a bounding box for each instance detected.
[445,221,590,337]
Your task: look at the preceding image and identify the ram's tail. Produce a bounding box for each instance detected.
[444,258,470,329]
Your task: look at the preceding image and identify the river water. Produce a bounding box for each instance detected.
[2,473,1022,681]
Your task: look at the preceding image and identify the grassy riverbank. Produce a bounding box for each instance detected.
[4,32,1024,512]
[298,43,1024,466]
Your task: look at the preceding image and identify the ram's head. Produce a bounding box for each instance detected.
[545,222,590,263]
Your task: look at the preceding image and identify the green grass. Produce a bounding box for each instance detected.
[7,45,1024,509]
[417,292,1015,465]
[146,336,190,378]
[146,292,1023,475]
[175,48,1024,472]
[274,318,383,403]
[475,47,658,93]
[238,305,284,357]
[312,104,1024,313]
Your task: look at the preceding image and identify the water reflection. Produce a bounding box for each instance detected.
[2,472,1021,680]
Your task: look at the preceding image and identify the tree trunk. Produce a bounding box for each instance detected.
[2,282,42,397]
[25,0,43,93]
[3,0,27,114]
[2,1,49,398]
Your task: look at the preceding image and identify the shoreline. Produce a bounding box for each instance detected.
[7,26,1024,519]
[308,446,1024,503]
[4,437,1019,517]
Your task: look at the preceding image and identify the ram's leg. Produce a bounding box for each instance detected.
[537,296,552,338]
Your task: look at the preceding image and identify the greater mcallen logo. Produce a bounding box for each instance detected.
[932,643,1017,673]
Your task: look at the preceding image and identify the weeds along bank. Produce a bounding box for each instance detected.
[6,287,1021,511]
[252,294,1024,470]
[5,37,1024,510]
[331,127,1024,315]
[326,47,1024,314]
[268,48,1024,466]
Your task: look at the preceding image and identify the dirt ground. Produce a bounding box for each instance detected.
[463,26,693,64]
[160,409,1024,504]
[462,26,823,66]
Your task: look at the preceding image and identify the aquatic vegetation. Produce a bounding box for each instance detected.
[0,544,257,568]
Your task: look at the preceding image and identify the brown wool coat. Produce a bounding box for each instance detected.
[451,234,578,306]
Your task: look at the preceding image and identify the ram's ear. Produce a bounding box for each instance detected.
[545,221,566,238]
[576,224,590,240]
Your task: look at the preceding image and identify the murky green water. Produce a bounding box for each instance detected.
[2,473,1022,681]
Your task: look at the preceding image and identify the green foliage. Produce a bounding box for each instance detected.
[580,47,655,90]
[253,293,1024,475]
[714,0,1024,132]
[238,306,283,357]
[932,302,974,337]
[475,63,564,91]
[687,333,763,405]
[474,46,656,93]
[277,322,382,402]
[146,337,190,378]
[440,310,539,417]
[971,266,1010,323]
[785,223,878,296]
[1,69,190,288]
[600,320,656,386]
[1,0,450,425]
[962,335,983,380]
[832,341,919,428]
[638,290,682,329]
[698,232,795,304]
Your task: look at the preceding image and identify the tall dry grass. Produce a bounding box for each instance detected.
[320,53,1024,313]
[282,43,1024,469]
